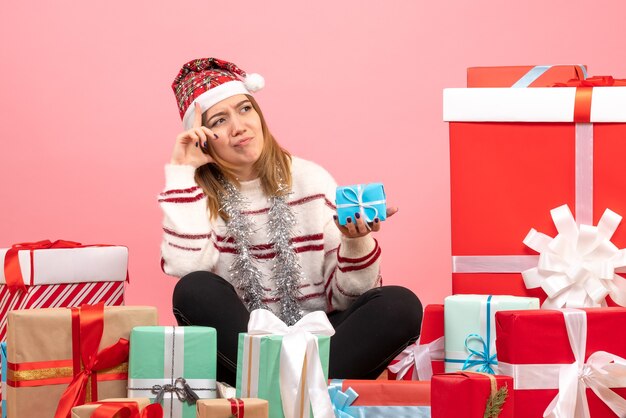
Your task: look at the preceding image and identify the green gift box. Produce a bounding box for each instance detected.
[127,326,217,418]
[444,294,539,374]
[235,312,332,418]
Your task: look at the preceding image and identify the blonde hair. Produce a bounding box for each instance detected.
[195,95,292,220]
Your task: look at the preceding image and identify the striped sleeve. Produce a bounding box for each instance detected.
[320,179,382,311]
[159,164,219,277]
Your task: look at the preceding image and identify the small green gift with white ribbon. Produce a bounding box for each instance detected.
[128,326,217,418]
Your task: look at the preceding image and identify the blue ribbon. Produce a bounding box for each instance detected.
[512,64,588,88]
[462,294,497,374]
[329,380,359,418]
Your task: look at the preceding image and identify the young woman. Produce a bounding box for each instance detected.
[160,57,422,385]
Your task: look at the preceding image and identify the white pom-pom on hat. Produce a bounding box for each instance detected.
[244,73,265,92]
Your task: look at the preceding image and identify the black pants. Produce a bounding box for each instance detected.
[172,271,423,385]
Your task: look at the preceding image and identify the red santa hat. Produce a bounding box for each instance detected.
[172,57,264,130]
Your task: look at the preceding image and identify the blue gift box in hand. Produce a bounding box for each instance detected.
[336,183,387,225]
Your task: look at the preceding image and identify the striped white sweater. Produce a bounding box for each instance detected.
[159,156,382,314]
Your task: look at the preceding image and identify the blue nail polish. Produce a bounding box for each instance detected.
[374,218,379,223]
[347,218,352,223]
[354,213,361,219]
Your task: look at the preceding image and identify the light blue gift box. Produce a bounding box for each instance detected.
[1,342,6,418]
[336,183,386,225]
[444,294,539,374]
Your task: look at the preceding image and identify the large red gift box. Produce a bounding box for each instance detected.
[431,372,513,418]
[444,75,626,305]
[387,304,444,380]
[467,64,586,87]
[495,308,626,417]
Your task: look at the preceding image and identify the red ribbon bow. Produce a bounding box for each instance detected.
[54,302,130,418]
[91,401,164,418]
[3,239,129,293]
[3,240,83,293]
[552,76,626,122]
[229,398,245,417]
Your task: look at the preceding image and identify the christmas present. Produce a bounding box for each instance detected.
[5,303,157,418]
[495,307,626,417]
[467,64,587,87]
[71,398,159,418]
[236,309,334,418]
[196,398,268,418]
[431,371,513,418]
[445,75,626,306]
[0,240,128,343]
[127,326,217,418]
[388,304,444,381]
[335,183,386,225]
[444,295,538,373]
[328,379,431,417]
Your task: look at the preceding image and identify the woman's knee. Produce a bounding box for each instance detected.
[377,286,423,334]
[172,270,231,308]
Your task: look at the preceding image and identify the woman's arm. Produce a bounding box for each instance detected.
[159,164,219,277]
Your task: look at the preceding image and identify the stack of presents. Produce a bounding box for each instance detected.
[3,64,626,418]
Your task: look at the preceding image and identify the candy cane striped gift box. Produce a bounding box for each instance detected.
[0,244,127,343]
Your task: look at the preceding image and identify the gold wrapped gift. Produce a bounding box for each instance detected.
[6,304,157,418]
[196,398,268,418]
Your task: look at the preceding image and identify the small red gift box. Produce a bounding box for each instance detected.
[387,304,444,380]
[495,307,626,417]
[467,65,586,87]
[431,372,513,418]
[445,74,626,306]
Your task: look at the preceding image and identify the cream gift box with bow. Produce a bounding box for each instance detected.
[444,76,626,304]
[495,307,626,417]
[444,294,539,374]
[127,326,217,418]
[236,310,334,418]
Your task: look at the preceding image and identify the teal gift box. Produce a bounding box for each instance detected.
[336,183,386,225]
[235,333,331,418]
[127,326,217,418]
[1,342,5,418]
[444,294,539,374]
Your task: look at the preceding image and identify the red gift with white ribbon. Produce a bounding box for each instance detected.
[496,307,626,417]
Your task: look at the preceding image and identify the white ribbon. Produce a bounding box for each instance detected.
[127,327,215,418]
[387,336,444,381]
[521,204,626,309]
[499,309,626,417]
[247,309,336,418]
[336,184,386,223]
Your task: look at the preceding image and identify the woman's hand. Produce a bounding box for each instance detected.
[170,103,217,168]
[334,207,398,238]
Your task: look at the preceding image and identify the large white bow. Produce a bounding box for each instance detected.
[248,309,335,418]
[387,337,444,381]
[543,309,626,418]
[522,204,626,308]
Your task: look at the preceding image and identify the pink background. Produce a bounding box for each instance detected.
[2,1,625,324]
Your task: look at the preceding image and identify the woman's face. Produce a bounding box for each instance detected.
[204,94,264,179]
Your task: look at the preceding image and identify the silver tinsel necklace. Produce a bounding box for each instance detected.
[219,178,304,325]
